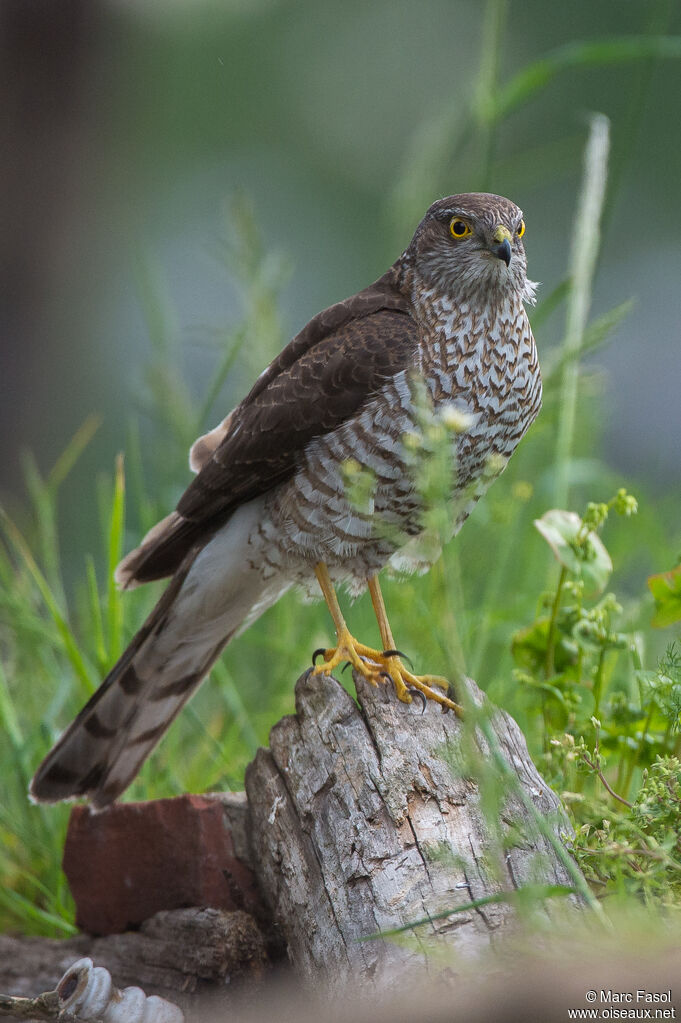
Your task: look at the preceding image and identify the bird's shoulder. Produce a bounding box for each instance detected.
[188,267,416,477]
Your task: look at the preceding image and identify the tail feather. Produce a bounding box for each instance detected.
[30,548,203,807]
[30,504,289,808]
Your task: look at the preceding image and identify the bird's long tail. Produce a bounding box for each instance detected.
[30,516,288,809]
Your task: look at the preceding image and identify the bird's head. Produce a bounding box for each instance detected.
[403,193,537,306]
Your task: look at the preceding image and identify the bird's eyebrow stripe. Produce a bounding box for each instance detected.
[436,207,524,225]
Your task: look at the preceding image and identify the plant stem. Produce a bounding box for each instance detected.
[592,648,606,719]
[475,0,508,190]
[622,699,656,801]
[545,565,568,680]
[601,0,676,238]
[474,714,609,923]
[553,114,610,510]
[581,752,633,808]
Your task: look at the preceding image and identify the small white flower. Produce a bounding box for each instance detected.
[439,404,473,433]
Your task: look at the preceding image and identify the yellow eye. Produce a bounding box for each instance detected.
[517,220,526,238]
[449,218,472,239]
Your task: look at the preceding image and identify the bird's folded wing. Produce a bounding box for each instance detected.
[117,272,418,587]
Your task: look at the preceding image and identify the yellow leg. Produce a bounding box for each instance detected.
[367,574,396,650]
[368,575,462,714]
[312,563,462,716]
[312,563,386,678]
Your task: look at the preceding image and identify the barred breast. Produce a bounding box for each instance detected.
[253,289,541,595]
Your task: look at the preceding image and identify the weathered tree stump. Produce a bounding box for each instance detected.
[1,668,581,1017]
[245,669,577,985]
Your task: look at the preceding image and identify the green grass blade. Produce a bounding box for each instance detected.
[106,454,126,659]
[85,553,108,671]
[543,299,635,386]
[0,659,24,749]
[474,0,508,188]
[474,712,607,920]
[0,886,77,936]
[133,247,180,356]
[553,113,610,509]
[211,662,261,756]
[196,324,248,428]
[531,279,571,331]
[0,510,94,692]
[493,37,681,121]
[48,414,102,491]
[360,884,575,940]
[20,451,64,603]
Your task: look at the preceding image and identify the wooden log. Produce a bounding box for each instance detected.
[0,907,267,1013]
[245,669,579,985]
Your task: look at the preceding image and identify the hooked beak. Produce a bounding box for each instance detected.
[490,225,512,267]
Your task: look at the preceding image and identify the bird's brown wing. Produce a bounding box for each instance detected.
[118,271,418,586]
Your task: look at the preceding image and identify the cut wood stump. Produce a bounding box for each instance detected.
[245,668,578,985]
[1,668,583,1015]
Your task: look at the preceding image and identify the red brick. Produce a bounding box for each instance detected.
[63,793,263,935]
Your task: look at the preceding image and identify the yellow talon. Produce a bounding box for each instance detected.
[312,626,383,682]
[312,637,462,714]
[311,566,463,717]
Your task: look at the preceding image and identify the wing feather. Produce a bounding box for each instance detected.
[119,269,417,585]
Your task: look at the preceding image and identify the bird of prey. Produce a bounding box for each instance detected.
[31,192,541,809]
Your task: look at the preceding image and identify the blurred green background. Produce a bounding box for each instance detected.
[2,0,680,530]
[1,0,681,935]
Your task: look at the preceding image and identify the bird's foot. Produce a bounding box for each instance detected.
[312,630,463,715]
[380,653,463,715]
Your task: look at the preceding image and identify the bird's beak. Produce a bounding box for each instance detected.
[490,225,512,267]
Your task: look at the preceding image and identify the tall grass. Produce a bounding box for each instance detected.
[553,113,609,511]
[1,3,680,937]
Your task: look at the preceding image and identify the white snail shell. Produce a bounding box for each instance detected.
[57,957,184,1023]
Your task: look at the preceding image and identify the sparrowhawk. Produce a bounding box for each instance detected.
[31,192,541,808]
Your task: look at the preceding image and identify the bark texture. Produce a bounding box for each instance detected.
[0,907,267,1007]
[2,668,581,1015]
[245,669,576,985]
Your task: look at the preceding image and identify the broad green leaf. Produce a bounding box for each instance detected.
[535,509,612,594]
[512,618,578,674]
[648,565,681,628]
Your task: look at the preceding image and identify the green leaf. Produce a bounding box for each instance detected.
[0,659,23,748]
[535,509,612,594]
[543,299,635,384]
[107,454,126,659]
[48,414,101,490]
[492,36,681,121]
[512,618,578,675]
[648,565,681,628]
[0,510,95,692]
[0,885,78,936]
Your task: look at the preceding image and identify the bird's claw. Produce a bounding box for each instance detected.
[381,648,415,670]
[311,628,463,716]
[409,688,427,714]
[442,682,459,713]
